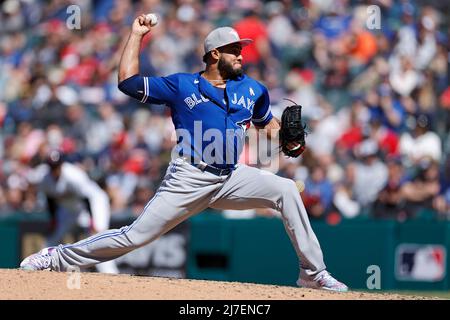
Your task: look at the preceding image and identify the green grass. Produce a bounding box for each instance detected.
[352,289,450,299]
[344,289,450,300]
[387,291,450,299]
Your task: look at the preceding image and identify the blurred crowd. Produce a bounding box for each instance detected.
[0,0,449,222]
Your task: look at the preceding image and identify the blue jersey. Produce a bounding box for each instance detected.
[119,72,273,168]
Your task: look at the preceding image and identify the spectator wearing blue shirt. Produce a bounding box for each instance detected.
[304,165,334,219]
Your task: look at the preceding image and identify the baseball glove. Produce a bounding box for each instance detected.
[279,100,307,158]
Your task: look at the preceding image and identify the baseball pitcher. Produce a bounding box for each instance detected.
[21,14,348,291]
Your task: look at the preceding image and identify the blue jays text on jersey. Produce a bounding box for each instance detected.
[118,72,273,169]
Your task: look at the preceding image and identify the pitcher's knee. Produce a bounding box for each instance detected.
[280,179,298,196]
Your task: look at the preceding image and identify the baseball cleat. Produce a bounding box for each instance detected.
[297,270,349,292]
[20,247,55,271]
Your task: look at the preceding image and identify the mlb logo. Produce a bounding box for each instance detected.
[396,244,446,282]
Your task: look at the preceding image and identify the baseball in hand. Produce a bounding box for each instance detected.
[295,180,305,193]
[145,13,158,27]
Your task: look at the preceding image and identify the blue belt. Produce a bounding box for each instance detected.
[193,162,235,176]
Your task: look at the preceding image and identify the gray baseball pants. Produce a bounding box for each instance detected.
[50,157,326,280]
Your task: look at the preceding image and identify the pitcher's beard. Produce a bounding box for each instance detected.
[218,57,243,79]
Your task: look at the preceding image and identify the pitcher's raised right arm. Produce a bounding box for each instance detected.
[118,14,153,83]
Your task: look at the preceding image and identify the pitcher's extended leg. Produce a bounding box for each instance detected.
[210,164,326,278]
[36,160,220,271]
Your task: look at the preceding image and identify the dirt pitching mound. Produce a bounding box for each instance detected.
[0,269,437,300]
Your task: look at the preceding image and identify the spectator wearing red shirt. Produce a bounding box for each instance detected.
[337,113,399,159]
[367,116,399,157]
[234,9,271,69]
